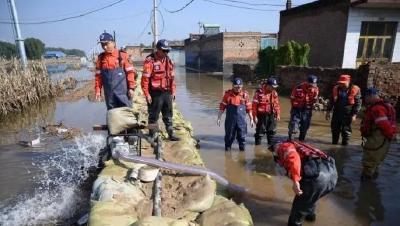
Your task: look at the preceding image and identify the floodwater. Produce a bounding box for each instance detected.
[174,67,400,226]
[0,66,399,225]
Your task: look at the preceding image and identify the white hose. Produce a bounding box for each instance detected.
[113,151,248,193]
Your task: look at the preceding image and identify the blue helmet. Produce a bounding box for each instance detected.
[232,77,243,86]
[365,87,379,96]
[307,75,318,84]
[266,77,278,88]
[156,39,171,51]
[99,32,114,43]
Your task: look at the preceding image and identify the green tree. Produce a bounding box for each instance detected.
[255,40,310,77]
[0,41,17,59]
[24,38,45,60]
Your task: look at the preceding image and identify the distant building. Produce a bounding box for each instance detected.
[279,0,400,68]
[125,40,185,66]
[43,51,66,59]
[185,32,277,74]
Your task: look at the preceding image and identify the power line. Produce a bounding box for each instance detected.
[217,0,285,6]
[163,0,195,13]
[156,9,165,36]
[0,0,128,25]
[203,0,281,11]
[137,11,153,39]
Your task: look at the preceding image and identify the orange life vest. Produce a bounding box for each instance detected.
[291,82,319,109]
[332,84,360,105]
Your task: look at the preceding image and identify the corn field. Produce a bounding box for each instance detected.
[0,58,57,117]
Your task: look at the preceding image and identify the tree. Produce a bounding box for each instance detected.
[0,41,17,59]
[255,40,310,77]
[24,38,45,60]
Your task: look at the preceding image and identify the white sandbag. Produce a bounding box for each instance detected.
[107,107,142,134]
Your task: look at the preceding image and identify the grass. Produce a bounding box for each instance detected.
[0,58,57,117]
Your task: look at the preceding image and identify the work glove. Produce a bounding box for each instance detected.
[217,118,221,127]
[292,181,303,196]
[95,92,101,101]
[146,95,152,104]
[128,89,135,99]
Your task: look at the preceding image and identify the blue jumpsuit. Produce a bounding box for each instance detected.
[221,90,251,150]
[101,65,131,110]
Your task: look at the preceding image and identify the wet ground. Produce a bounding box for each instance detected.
[0,66,399,225]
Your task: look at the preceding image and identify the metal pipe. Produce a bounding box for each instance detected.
[152,133,162,216]
[7,0,27,68]
[113,151,248,193]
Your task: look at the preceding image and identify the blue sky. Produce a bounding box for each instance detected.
[0,0,314,53]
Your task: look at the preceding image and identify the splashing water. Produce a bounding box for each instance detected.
[0,133,105,226]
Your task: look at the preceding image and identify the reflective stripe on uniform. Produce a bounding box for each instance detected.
[96,70,101,74]
[143,72,151,77]
[253,100,259,103]
[125,66,134,71]
[375,116,388,123]
[221,102,227,105]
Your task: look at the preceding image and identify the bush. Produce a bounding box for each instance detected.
[0,41,17,59]
[255,40,310,78]
[24,38,45,60]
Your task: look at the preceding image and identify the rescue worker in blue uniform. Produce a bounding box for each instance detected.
[288,75,319,141]
[217,78,253,151]
[94,32,136,110]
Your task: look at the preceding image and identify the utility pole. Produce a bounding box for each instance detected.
[8,0,27,68]
[152,0,158,49]
[286,0,292,10]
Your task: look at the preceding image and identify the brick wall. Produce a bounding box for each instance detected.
[279,2,349,67]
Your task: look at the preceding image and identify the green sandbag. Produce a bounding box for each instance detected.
[107,107,145,134]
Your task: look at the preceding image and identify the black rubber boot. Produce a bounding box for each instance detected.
[305,213,316,222]
[255,138,261,145]
[332,134,339,145]
[341,139,349,146]
[225,146,231,151]
[299,132,306,142]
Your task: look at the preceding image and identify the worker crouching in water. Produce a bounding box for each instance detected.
[252,77,281,145]
[326,74,362,145]
[360,87,397,181]
[270,141,337,226]
[141,39,180,141]
[217,78,253,151]
[94,32,136,109]
[288,75,319,141]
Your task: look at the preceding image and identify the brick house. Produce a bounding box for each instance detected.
[185,31,277,74]
[279,0,400,68]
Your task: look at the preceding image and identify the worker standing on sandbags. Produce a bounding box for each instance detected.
[94,32,136,110]
[270,141,337,226]
[141,39,180,141]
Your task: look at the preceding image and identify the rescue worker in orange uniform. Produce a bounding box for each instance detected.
[360,87,397,181]
[270,141,337,226]
[94,32,136,110]
[217,78,253,151]
[252,77,281,145]
[288,75,319,141]
[141,39,180,141]
[326,74,362,145]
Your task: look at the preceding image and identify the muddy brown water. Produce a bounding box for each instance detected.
[0,67,399,225]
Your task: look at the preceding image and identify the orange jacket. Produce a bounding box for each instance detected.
[219,89,252,113]
[276,141,328,182]
[290,82,319,109]
[95,49,136,94]
[360,100,397,139]
[332,84,360,105]
[252,88,280,118]
[141,53,176,98]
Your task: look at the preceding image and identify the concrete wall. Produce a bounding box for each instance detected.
[184,34,223,72]
[279,2,349,67]
[342,8,400,68]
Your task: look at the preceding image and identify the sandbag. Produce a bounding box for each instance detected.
[107,107,145,134]
[183,175,216,212]
[132,216,190,226]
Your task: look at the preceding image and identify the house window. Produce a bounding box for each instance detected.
[356,21,397,64]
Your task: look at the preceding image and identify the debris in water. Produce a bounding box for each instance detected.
[254,172,272,179]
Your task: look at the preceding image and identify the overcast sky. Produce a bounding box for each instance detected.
[0,0,314,53]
